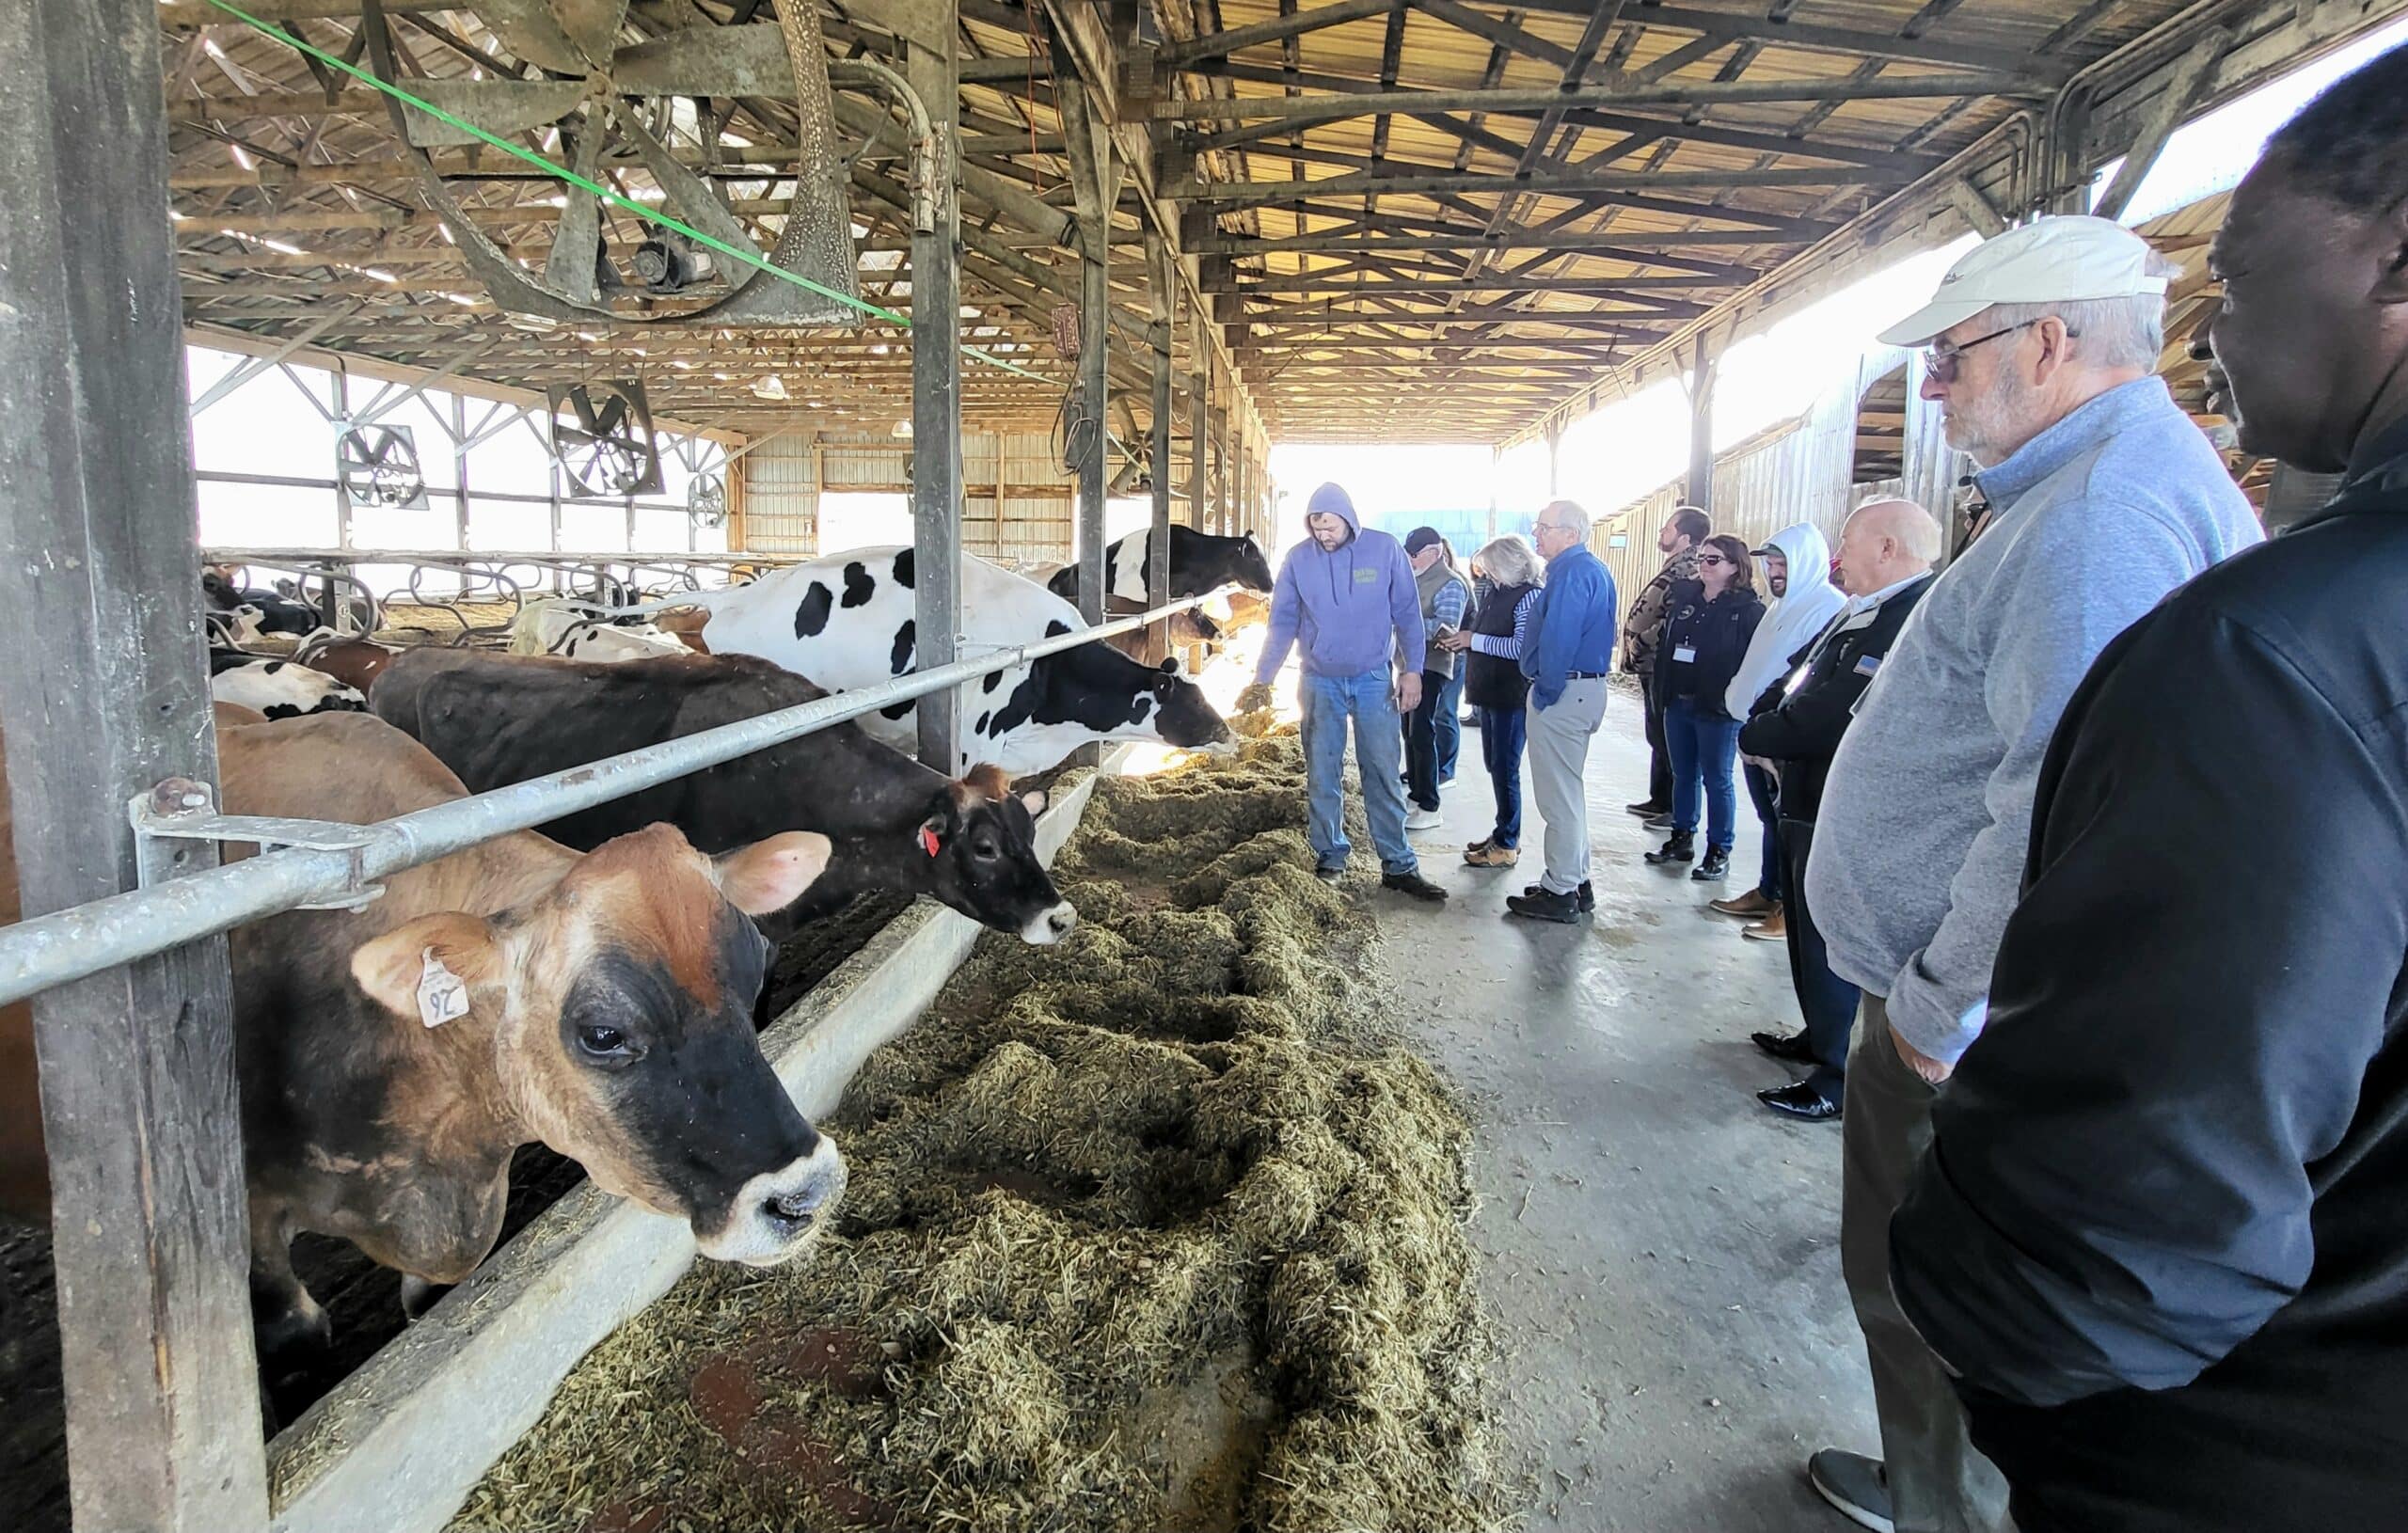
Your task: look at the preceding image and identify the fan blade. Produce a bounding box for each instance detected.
[551,0,628,65]
[401,79,585,147]
[468,0,588,72]
[545,119,609,304]
[610,24,793,99]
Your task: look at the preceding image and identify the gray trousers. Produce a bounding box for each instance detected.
[1842,995,2013,1533]
[1527,677,1608,895]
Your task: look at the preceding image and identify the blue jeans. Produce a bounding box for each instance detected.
[1301,669,1418,876]
[1744,762,1784,901]
[1665,696,1742,851]
[1434,668,1464,782]
[1478,704,1527,847]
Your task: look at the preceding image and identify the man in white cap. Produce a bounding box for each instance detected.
[1798,216,2263,1533]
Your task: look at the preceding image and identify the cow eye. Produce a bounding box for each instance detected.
[972,836,999,861]
[575,1022,639,1062]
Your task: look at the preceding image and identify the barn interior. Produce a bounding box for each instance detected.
[2,1,2401,1530]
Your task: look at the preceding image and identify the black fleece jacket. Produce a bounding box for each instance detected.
[1890,416,2408,1533]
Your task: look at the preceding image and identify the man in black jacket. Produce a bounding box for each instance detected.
[1891,43,2408,1532]
[1738,498,1941,1123]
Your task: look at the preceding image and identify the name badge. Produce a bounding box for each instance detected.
[1853,654,1881,677]
[1672,645,1698,663]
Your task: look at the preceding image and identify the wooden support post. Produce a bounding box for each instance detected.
[1190,334,1211,542]
[1058,61,1111,626]
[1147,230,1177,655]
[1211,405,1231,534]
[903,0,962,769]
[1545,419,1564,497]
[0,3,272,1528]
[1686,333,1717,514]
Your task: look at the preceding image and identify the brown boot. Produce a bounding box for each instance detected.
[1742,905,1787,941]
[1709,888,1775,919]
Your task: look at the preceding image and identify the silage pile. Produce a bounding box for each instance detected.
[454,736,1504,1533]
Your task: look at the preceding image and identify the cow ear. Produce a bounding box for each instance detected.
[713,831,833,915]
[351,912,499,1028]
[1158,656,1181,677]
[1020,789,1049,819]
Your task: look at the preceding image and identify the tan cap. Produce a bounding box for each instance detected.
[1877,215,2168,348]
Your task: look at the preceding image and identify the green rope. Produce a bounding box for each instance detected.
[198,0,1055,385]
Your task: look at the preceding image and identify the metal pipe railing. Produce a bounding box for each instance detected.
[0,594,1212,1009]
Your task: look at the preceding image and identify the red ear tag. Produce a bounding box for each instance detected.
[920,826,942,858]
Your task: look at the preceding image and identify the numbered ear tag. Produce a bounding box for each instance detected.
[417,949,469,1029]
[919,826,943,858]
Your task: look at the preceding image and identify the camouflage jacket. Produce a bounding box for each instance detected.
[1621,546,1702,674]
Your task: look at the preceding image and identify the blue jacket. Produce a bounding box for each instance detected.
[1520,543,1619,708]
[1255,498,1426,683]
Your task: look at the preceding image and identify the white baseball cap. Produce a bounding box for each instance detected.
[1876,215,2169,348]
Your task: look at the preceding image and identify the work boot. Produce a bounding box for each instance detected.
[1742,906,1787,941]
[1381,870,1449,902]
[1520,879,1594,912]
[1464,842,1519,868]
[1506,887,1583,924]
[1708,888,1775,919]
[1690,847,1732,881]
[1643,832,1695,866]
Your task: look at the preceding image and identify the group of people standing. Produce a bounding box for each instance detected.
[1245,41,2408,1533]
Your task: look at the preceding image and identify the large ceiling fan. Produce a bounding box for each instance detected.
[358,0,863,326]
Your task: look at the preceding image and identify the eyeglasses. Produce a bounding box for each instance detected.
[1697,554,1730,567]
[1922,320,2040,383]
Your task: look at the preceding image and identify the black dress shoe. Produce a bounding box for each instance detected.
[1519,879,1594,911]
[1751,1029,1815,1064]
[1382,870,1449,902]
[1507,888,1582,924]
[1758,1081,1841,1121]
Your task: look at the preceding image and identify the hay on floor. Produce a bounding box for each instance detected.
[453,735,1504,1533]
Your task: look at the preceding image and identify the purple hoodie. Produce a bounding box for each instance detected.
[1253,486,1427,684]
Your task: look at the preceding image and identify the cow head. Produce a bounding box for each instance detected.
[1230,532,1275,593]
[1033,640,1233,751]
[915,765,1076,944]
[346,824,846,1267]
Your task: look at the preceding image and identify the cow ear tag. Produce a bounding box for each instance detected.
[417,948,470,1029]
[919,823,943,858]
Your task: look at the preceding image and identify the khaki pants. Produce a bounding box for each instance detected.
[1527,677,1608,895]
[1842,995,2014,1533]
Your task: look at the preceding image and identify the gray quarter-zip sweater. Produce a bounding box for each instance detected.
[1805,376,2263,1066]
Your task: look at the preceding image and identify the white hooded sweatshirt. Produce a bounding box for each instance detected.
[1722,522,1846,719]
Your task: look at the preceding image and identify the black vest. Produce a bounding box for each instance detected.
[1464,580,1538,711]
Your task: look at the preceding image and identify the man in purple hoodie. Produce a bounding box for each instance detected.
[1237,482,1449,901]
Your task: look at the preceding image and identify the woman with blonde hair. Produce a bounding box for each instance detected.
[1438,532,1546,867]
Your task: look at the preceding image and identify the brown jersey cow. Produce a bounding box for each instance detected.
[2,710,846,1374]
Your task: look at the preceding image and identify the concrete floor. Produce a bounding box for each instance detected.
[1376,690,1877,1531]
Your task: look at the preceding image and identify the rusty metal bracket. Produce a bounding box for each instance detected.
[132,779,387,911]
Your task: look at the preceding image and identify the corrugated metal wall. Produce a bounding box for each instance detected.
[728,430,1081,560]
[1592,347,1960,599]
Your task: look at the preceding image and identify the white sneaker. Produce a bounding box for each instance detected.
[1404,806,1443,831]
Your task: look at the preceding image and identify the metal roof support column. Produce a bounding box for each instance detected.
[1148,230,1177,654]
[897,0,963,769]
[1686,333,1718,514]
[1059,59,1114,627]
[0,2,272,1527]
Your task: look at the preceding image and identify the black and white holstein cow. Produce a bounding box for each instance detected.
[372,648,1077,943]
[696,547,1231,777]
[209,648,370,719]
[1043,524,1276,609]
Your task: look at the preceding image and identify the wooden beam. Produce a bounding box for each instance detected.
[1164,163,1890,206]
[1155,0,1393,67]
[2092,27,2231,222]
[0,3,272,1528]
[1152,71,2036,122]
[1944,174,2008,238]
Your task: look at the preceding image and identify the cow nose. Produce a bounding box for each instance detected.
[1024,900,1079,944]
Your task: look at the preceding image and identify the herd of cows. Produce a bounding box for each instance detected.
[0,525,1274,1399]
